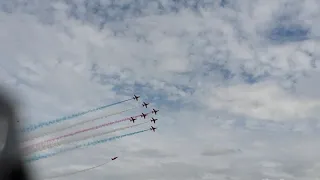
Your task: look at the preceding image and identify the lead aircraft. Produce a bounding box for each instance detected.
[133,95,140,101]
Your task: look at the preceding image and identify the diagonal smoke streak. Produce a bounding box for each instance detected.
[22,106,139,142]
[25,129,150,163]
[26,121,149,154]
[23,111,151,151]
[21,98,133,133]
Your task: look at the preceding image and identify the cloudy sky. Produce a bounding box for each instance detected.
[1,0,320,179]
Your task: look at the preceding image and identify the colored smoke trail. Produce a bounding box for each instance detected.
[22,106,138,142]
[26,129,150,162]
[24,112,150,151]
[21,98,133,133]
[27,121,149,154]
[44,159,112,179]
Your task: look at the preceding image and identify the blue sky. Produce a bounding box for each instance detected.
[1,0,320,179]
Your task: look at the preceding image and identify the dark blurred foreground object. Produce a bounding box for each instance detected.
[0,88,32,180]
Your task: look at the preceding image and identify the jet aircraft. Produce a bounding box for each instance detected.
[150,126,157,132]
[150,117,158,123]
[130,117,136,123]
[142,102,149,108]
[133,95,140,101]
[140,112,147,119]
[151,108,159,115]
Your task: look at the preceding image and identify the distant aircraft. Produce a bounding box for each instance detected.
[133,95,140,101]
[150,117,158,124]
[111,157,118,160]
[140,112,147,119]
[130,117,136,123]
[142,102,149,108]
[151,108,159,115]
[150,126,157,132]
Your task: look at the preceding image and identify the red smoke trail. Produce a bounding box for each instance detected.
[26,121,149,154]
[24,112,151,151]
[22,106,138,142]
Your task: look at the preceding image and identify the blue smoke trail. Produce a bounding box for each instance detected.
[21,98,132,133]
[25,129,149,163]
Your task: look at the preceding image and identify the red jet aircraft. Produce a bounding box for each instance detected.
[150,117,158,123]
[140,112,147,119]
[151,108,159,115]
[130,117,136,123]
[133,95,140,101]
[150,126,157,132]
[142,102,149,108]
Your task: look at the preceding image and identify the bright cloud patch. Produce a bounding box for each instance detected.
[203,81,320,121]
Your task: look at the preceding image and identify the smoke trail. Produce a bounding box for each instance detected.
[22,106,138,142]
[25,129,150,162]
[24,112,151,151]
[44,159,113,179]
[21,98,133,133]
[27,121,149,154]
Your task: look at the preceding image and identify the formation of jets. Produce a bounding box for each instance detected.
[111,95,159,161]
[132,94,159,132]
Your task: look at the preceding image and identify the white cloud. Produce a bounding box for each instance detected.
[202,81,320,121]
